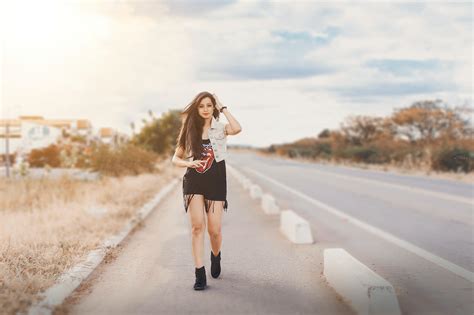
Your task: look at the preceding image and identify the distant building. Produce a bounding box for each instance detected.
[98,127,128,147]
[1,115,92,148]
[0,116,126,165]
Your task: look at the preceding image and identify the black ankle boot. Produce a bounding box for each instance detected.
[194,266,207,290]
[210,251,221,278]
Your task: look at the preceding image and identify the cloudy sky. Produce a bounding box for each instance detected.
[1,0,472,148]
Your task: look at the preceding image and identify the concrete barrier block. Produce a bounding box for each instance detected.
[279,210,314,244]
[323,248,401,315]
[261,193,280,214]
[231,169,243,182]
[227,164,245,185]
[234,173,243,183]
[236,174,247,185]
[249,184,263,199]
[242,178,252,190]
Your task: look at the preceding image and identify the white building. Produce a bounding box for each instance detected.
[98,127,129,147]
[0,116,130,166]
[0,116,93,164]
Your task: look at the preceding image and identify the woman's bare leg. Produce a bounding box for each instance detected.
[206,201,224,256]
[187,194,206,268]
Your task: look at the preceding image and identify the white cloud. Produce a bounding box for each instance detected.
[1,0,471,148]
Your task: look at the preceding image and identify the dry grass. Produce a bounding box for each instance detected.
[0,159,183,314]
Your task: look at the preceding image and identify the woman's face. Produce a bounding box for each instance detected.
[197,97,214,120]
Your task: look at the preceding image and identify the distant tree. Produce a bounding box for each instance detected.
[340,115,392,145]
[70,134,87,143]
[132,109,182,155]
[391,99,473,144]
[318,128,331,138]
[148,110,155,120]
[159,110,183,155]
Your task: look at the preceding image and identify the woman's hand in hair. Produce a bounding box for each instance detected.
[212,93,223,111]
[187,160,207,168]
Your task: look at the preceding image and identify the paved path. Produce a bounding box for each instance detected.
[62,171,355,315]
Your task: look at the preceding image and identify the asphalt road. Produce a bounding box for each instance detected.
[229,151,473,315]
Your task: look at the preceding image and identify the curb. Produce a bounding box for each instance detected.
[261,193,280,214]
[323,248,402,315]
[24,178,180,315]
[229,165,313,244]
[249,184,263,199]
[279,209,314,244]
[227,164,252,191]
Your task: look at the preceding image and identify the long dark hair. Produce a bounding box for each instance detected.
[176,91,220,160]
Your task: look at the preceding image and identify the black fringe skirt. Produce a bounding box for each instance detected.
[182,159,228,214]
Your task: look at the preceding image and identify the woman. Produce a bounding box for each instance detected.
[172,91,242,290]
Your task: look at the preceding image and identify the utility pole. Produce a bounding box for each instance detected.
[4,118,10,178]
[2,104,21,178]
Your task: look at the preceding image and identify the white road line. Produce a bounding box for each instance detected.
[294,165,473,206]
[243,166,474,283]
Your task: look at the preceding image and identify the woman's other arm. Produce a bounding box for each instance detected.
[212,93,242,136]
[172,145,191,168]
[222,108,242,136]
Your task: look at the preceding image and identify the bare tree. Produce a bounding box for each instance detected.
[391,99,473,144]
[340,115,393,145]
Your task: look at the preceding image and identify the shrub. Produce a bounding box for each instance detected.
[1,153,16,166]
[340,146,386,164]
[90,143,159,177]
[294,143,332,159]
[272,140,333,160]
[287,149,297,158]
[28,144,61,167]
[314,142,332,158]
[431,147,474,173]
